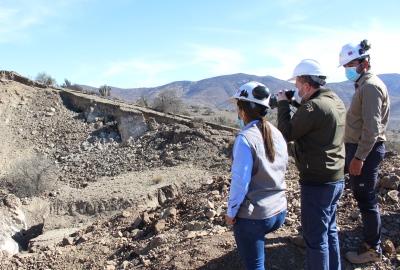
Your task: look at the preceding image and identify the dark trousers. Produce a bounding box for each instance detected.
[345,142,385,247]
[300,179,344,270]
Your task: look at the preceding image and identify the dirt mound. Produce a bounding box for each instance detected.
[0,74,399,269]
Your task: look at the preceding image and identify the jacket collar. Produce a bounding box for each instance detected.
[308,88,332,101]
[355,70,374,89]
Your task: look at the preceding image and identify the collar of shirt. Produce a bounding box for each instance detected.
[355,70,374,89]
[242,119,260,129]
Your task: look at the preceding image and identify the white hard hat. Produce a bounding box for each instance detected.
[229,81,271,109]
[287,59,328,85]
[338,39,371,67]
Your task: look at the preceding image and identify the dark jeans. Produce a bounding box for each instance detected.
[233,210,286,270]
[345,142,385,248]
[300,179,344,270]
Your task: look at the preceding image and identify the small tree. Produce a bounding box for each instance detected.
[137,95,148,107]
[6,155,57,198]
[99,84,111,97]
[152,89,183,113]
[35,72,57,86]
[204,107,215,115]
[61,78,72,88]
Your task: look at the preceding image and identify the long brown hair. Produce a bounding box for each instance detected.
[237,100,275,162]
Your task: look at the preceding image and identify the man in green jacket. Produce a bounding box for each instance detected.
[277,59,346,270]
[338,39,390,264]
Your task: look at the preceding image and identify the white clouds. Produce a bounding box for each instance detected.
[194,27,246,35]
[189,45,245,75]
[103,60,174,77]
[277,15,308,26]
[0,0,79,43]
[100,59,179,88]
[1,0,399,89]
[249,19,400,83]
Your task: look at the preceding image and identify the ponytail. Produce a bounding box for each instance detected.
[237,100,275,162]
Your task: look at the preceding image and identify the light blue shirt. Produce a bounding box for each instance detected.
[227,120,257,218]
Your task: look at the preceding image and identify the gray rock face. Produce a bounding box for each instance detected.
[380,174,400,189]
[118,115,148,142]
[0,194,27,256]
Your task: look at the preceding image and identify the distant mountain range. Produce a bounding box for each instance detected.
[81,73,400,128]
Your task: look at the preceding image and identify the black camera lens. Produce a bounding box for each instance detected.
[269,90,295,109]
[285,90,295,100]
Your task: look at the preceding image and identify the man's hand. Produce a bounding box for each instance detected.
[225,215,236,225]
[276,90,288,101]
[349,157,363,176]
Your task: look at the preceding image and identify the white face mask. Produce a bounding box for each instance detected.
[294,84,305,104]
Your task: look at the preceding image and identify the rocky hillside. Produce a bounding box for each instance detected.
[82,72,400,129]
[0,71,399,270]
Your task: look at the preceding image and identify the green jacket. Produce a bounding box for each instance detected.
[277,88,346,182]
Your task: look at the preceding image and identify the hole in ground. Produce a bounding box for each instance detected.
[12,223,44,251]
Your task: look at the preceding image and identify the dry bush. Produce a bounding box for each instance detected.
[136,96,149,107]
[192,117,204,123]
[210,116,237,127]
[151,89,183,114]
[152,175,163,184]
[203,108,215,115]
[35,72,57,86]
[6,155,57,198]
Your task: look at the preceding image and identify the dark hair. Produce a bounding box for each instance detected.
[237,100,275,162]
[298,75,326,89]
[357,57,371,70]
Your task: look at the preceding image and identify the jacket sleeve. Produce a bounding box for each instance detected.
[355,84,384,160]
[277,100,317,142]
[227,134,252,218]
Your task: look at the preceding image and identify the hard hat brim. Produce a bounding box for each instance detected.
[287,77,296,83]
[228,97,238,104]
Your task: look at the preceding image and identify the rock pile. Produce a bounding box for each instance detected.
[0,75,398,269]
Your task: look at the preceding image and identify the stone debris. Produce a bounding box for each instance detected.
[0,75,398,270]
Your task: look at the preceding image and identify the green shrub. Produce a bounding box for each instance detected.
[35,72,57,86]
[61,79,83,91]
[99,84,111,97]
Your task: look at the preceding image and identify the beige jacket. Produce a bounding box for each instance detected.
[344,70,390,160]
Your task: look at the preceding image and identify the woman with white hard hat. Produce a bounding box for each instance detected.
[226,81,288,270]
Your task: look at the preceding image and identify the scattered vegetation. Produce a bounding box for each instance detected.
[61,79,83,91]
[83,89,98,95]
[192,117,205,124]
[152,89,183,114]
[35,72,57,86]
[99,84,111,97]
[203,108,215,115]
[152,175,163,184]
[5,155,57,198]
[136,96,148,107]
[181,110,191,116]
[209,116,237,127]
[190,105,200,113]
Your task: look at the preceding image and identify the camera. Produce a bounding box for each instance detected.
[269,90,296,109]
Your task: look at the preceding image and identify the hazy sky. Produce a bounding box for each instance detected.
[1,0,399,88]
